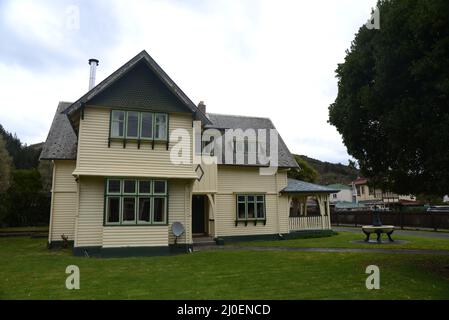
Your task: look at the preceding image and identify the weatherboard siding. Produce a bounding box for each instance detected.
[74,106,196,178]
[192,156,218,193]
[49,160,77,242]
[102,226,168,248]
[75,176,104,247]
[214,167,289,237]
[168,180,192,245]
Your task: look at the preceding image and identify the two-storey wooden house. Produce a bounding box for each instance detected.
[40,50,336,257]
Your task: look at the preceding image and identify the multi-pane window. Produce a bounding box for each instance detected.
[126,111,139,138]
[236,194,265,220]
[154,113,167,140]
[111,111,125,138]
[140,112,153,139]
[105,179,167,225]
[110,110,168,140]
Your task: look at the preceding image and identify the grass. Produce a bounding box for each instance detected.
[1,237,449,299]
[232,231,449,251]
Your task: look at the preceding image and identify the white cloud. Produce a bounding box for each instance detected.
[0,0,377,162]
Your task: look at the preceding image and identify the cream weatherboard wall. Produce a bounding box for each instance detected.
[73,106,196,179]
[214,166,289,237]
[48,160,77,242]
[192,156,218,193]
[167,180,193,245]
[73,176,192,248]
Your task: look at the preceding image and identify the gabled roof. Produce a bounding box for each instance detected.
[40,102,77,160]
[282,178,339,194]
[63,50,210,125]
[206,113,298,168]
[327,183,352,191]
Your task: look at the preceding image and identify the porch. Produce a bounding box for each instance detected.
[282,179,338,232]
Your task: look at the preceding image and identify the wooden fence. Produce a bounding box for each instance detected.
[289,215,331,231]
[331,211,449,230]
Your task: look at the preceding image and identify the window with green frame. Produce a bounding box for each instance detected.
[236,194,266,220]
[105,178,167,225]
[110,110,168,140]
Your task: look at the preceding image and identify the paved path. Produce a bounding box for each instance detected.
[333,226,449,239]
[195,245,449,255]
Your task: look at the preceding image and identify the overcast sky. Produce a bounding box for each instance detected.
[0,0,377,164]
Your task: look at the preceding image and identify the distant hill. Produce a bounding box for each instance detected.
[296,155,359,186]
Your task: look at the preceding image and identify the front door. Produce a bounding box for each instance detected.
[192,195,206,234]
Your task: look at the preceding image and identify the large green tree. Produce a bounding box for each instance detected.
[0,124,40,169]
[329,0,449,195]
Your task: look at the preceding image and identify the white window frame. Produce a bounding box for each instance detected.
[152,197,167,224]
[154,113,168,140]
[111,110,125,138]
[106,196,122,225]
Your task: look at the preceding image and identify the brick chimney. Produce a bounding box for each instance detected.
[198,101,206,114]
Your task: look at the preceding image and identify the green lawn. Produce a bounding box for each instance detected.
[1,237,449,299]
[233,231,449,251]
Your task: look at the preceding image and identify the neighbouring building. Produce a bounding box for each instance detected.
[327,183,353,203]
[40,50,337,257]
[351,177,416,208]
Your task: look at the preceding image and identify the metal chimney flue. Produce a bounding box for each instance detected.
[88,58,99,90]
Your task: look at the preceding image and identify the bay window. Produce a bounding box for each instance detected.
[110,110,167,141]
[105,179,167,225]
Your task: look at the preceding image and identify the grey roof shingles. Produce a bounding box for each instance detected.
[282,178,339,194]
[40,102,77,160]
[206,113,298,168]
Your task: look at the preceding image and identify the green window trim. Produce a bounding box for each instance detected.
[104,178,168,226]
[235,194,267,226]
[109,110,168,145]
[139,112,154,140]
[125,111,140,139]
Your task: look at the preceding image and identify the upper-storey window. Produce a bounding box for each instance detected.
[126,111,139,138]
[111,111,125,138]
[140,112,153,139]
[110,110,168,141]
[155,113,167,140]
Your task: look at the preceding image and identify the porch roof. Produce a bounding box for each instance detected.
[281,178,339,194]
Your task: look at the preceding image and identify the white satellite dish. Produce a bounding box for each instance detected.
[172,222,185,245]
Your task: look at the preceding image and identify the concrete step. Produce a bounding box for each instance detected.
[193,237,216,246]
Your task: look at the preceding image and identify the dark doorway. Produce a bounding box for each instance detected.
[192,195,207,235]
